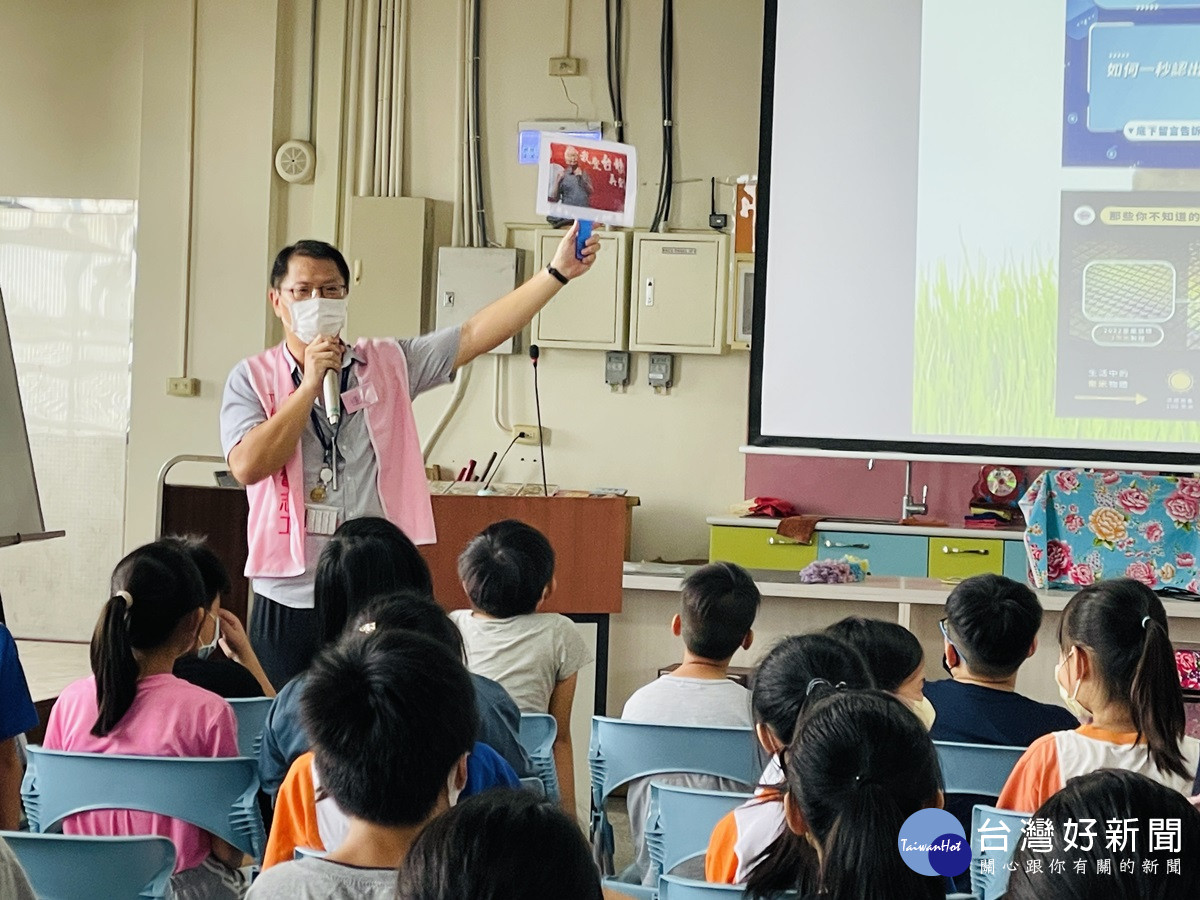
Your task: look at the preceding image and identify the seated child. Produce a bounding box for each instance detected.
[44,540,247,900]
[263,592,520,867]
[258,517,528,799]
[167,535,275,699]
[0,623,37,830]
[396,790,606,900]
[927,574,1078,746]
[0,836,35,900]
[772,689,947,900]
[999,578,1200,813]
[707,633,873,891]
[620,561,761,885]
[1007,769,1200,900]
[825,616,933,728]
[247,629,476,899]
[451,519,592,813]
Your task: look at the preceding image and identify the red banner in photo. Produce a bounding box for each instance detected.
[546,142,630,214]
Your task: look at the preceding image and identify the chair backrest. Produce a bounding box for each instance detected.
[970,803,1029,900]
[227,696,274,758]
[518,712,560,802]
[659,873,795,899]
[646,782,753,883]
[22,745,267,861]
[588,717,758,876]
[934,741,1026,797]
[1,830,176,900]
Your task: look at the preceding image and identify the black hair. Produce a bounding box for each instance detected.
[780,690,944,900]
[678,562,761,660]
[314,517,433,646]
[300,629,477,826]
[1060,578,1189,781]
[91,540,208,736]
[744,633,875,898]
[825,617,923,693]
[457,519,555,618]
[1006,769,1200,900]
[943,573,1042,678]
[348,590,466,662]
[395,789,603,900]
[269,239,350,289]
[161,534,231,602]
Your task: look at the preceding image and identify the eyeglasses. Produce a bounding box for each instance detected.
[280,283,348,300]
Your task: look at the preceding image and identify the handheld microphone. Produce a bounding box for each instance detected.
[530,345,548,497]
[323,366,341,426]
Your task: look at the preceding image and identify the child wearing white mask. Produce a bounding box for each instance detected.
[247,627,477,900]
[825,616,935,729]
[999,578,1200,814]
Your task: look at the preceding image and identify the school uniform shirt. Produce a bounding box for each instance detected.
[705,756,786,885]
[998,724,1200,813]
[43,673,239,874]
[246,857,395,900]
[258,668,531,798]
[0,625,37,741]
[925,678,1080,747]
[263,744,519,868]
[620,675,755,886]
[449,610,593,714]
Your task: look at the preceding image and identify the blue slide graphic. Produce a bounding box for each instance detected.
[1064,3,1200,168]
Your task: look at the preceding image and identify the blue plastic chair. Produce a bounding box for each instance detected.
[518,712,560,803]
[22,745,267,862]
[658,875,752,898]
[227,696,273,758]
[1,831,176,900]
[934,741,1026,796]
[645,783,752,884]
[970,804,1029,900]
[589,717,758,899]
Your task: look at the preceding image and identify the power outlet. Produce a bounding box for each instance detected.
[167,377,200,397]
[549,56,580,76]
[512,424,545,445]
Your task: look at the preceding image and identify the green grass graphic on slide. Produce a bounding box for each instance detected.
[912,252,1200,443]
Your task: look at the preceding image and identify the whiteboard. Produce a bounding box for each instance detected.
[0,285,46,542]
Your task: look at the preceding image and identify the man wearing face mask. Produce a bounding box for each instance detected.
[221,225,599,688]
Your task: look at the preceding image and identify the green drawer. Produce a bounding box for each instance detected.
[928,538,1004,580]
[709,525,818,571]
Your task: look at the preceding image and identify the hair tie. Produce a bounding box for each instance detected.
[804,678,848,697]
[357,621,376,635]
[115,590,133,609]
[1141,615,1151,630]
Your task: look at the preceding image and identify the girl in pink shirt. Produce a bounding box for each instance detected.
[44,540,247,900]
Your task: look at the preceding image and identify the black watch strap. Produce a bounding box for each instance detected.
[546,265,569,285]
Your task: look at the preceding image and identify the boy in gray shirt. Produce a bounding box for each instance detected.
[247,628,477,899]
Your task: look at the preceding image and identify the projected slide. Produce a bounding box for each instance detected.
[1064,1,1200,169]
[754,0,1200,463]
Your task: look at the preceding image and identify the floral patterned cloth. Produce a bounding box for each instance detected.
[1019,469,1200,591]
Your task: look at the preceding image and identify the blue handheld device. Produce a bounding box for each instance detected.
[575,220,593,260]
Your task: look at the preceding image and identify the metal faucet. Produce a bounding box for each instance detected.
[902,460,928,519]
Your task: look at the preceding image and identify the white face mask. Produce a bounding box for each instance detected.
[288,295,348,343]
[446,764,464,808]
[908,695,937,731]
[197,613,220,661]
[1056,648,1091,720]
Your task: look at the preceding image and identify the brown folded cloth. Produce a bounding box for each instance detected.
[900,515,949,528]
[776,515,825,544]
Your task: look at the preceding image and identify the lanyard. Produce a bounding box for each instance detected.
[291,364,350,472]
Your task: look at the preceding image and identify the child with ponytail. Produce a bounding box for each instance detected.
[774,689,946,900]
[998,577,1200,813]
[43,540,247,900]
[705,633,873,890]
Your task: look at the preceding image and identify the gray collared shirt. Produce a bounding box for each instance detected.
[220,327,460,608]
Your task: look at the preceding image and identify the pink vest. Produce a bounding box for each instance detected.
[242,339,435,578]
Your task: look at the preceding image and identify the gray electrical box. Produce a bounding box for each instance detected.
[435,247,523,354]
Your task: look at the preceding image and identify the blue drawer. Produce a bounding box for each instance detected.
[1003,541,1030,585]
[815,531,928,577]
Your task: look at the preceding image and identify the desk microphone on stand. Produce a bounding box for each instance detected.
[530,344,549,497]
